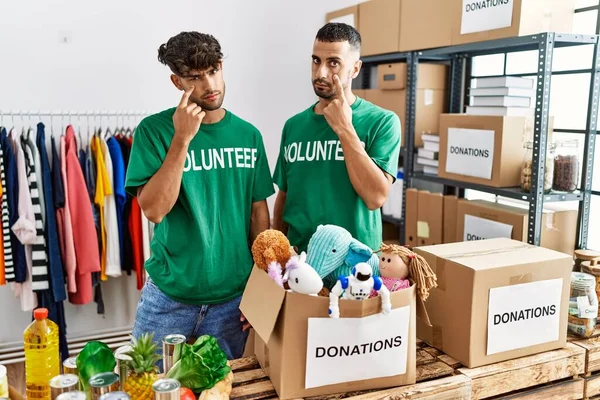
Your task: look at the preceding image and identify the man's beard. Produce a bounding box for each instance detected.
[313,78,336,99]
[191,85,226,111]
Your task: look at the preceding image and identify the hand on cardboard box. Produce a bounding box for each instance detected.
[323,75,353,135]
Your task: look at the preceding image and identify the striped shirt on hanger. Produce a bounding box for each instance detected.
[21,132,49,292]
[0,135,14,281]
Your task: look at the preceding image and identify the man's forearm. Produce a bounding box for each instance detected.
[137,138,189,223]
[338,127,390,210]
[250,200,270,244]
[273,191,288,234]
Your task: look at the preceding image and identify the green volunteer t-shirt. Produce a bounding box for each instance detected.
[273,97,401,253]
[125,108,275,305]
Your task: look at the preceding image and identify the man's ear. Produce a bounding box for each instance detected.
[170,74,184,91]
[351,59,363,80]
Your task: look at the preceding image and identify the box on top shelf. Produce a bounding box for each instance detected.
[241,264,429,399]
[438,114,531,187]
[415,238,572,368]
[359,0,453,56]
[377,63,448,91]
[366,63,448,146]
[452,0,576,46]
[326,5,360,30]
[456,199,578,255]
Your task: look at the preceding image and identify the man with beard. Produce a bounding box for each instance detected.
[273,23,401,253]
[125,31,274,361]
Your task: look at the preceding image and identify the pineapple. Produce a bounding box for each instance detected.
[123,333,162,400]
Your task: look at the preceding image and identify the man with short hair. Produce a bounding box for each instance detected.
[273,23,401,253]
[125,31,274,359]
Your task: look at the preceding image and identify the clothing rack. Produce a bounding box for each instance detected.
[0,110,151,130]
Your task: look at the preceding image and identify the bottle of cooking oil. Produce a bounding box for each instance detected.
[24,307,60,400]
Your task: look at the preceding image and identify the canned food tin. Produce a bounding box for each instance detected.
[162,334,186,374]
[99,391,131,400]
[114,352,132,391]
[50,374,80,399]
[152,378,180,400]
[56,391,87,400]
[89,372,119,400]
[63,356,78,376]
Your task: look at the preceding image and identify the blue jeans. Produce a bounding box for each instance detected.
[131,278,248,369]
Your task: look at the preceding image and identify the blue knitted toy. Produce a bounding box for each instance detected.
[306,225,380,289]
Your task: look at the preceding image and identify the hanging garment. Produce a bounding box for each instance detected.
[100,138,121,278]
[141,213,150,263]
[64,126,100,305]
[116,136,133,275]
[36,124,66,302]
[2,128,25,283]
[20,130,50,292]
[90,136,110,281]
[129,197,145,290]
[10,128,37,312]
[80,145,104,315]
[53,136,77,294]
[0,173,4,285]
[0,131,10,285]
[106,137,126,269]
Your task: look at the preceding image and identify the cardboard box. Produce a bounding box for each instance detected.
[415,238,572,368]
[456,199,578,255]
[417,191,443,246]
[377,63,447,91]
[452,0,575,46]
[443,195,459,244]
[241,266,425,399]
[366,89,446,147]
[438,114,530,187]
[326,5,360,30]
[359,0,453,56]
[405,188,418,247]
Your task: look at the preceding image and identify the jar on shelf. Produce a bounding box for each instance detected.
[568,272,599,338]
[573,249,600,272]
[553,140,580,192]
[520,141,555,192]
[581,257,600,319]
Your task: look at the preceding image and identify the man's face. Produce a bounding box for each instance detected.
[311,40,360,99]
[172,63,225,111]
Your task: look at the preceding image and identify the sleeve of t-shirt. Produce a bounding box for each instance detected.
[124,122,163,197]
[368,112,402,182]
[272,123,288,192]
[252,133,276,202]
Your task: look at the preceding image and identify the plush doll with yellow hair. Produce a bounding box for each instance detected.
[370,243,437,301]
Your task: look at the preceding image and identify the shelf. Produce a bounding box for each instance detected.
[411,173,584,203]
[418,32,598,59]
[382,214,403,226]
[361,52,411,64]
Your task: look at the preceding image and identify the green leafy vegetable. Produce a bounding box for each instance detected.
[166,335,231,393]
[76,341,117,393]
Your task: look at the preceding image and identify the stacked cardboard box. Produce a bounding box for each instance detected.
[328,0,575,54]
[467,76,535,117]
[438,114,530,187]
[364,63,447,147]
[415,238,572,368]
[405,188,457,247]
[455,199,578,255]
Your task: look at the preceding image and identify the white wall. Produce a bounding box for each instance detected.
[0,0,365,344]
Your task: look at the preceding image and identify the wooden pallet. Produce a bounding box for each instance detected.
[571,335,600,399]
[418,340,585,399]
[229,348,467,400]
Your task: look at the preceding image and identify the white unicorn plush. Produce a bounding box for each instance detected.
[283,251,324,296]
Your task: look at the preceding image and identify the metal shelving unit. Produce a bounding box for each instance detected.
[362,32,600,248]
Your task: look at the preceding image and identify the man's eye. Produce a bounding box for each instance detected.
[211,69,218,74]
[330,61,339,67]
[312,59,320,64]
